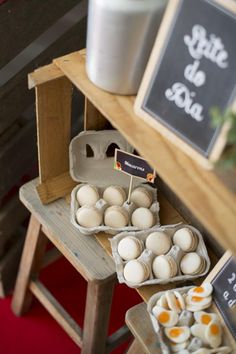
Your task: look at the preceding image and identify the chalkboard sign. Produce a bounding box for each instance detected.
[114,149,156,182]
[212,255,236,340]
[135,0,236,168]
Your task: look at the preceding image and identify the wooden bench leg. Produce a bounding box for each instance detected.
[82,277,116,354]
[11,214,48,315]
[126,338,146,354]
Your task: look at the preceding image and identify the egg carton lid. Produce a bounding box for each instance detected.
[69,130,141,187]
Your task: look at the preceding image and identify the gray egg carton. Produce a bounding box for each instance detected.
[110,224,211,288]
[147,286,231,354]
[148,286,193,354]
[69,130,160,235]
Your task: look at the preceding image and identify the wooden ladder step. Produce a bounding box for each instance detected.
[29,280,83,347]
[106,325,131,352]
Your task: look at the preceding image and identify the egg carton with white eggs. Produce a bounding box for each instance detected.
[110,224,210,288]
[69,130,160,235]
[147,284,232,354]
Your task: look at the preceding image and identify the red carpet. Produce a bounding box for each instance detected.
[0,256,142,354]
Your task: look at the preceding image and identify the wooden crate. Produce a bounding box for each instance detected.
[27,49,236,351]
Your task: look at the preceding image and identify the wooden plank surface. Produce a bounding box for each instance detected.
[19,178,116,282]
[28,63,64,89]
[36,76,72,183]
[126,303,161,354]
[126,338,145,354]
[36,172,77,205]
[54,51,236,257]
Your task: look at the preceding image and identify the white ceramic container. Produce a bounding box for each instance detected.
[86,0,167,94]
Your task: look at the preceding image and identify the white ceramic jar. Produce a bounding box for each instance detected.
[86,0,167,95]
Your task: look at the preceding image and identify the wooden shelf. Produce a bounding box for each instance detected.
[54,51,236,257]
[29,50,236,257]
[28,50,236,351]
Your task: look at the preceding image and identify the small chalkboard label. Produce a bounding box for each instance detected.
[212,256,236,340]
[114,149,156,183]
[135,0,236,168]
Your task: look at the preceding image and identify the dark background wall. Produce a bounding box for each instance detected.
[0,0,87,296]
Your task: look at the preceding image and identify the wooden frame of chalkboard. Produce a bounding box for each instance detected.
[203,251,236,349]
[135,0,236,169]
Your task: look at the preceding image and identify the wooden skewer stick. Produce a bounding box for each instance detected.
[127,175,134,204]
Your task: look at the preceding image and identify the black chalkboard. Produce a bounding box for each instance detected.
[114,149,155,182]
[212,256,236,340]
[136,0,236,163]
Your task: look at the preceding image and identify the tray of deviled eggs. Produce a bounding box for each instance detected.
[110,224,210,288]
[69,130,160,235]
[147,283,232,354]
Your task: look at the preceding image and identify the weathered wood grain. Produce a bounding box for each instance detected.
[126,303,161,354]
[126,339,145,354]
[11,215,47,315]
[36,76,72,183]
[19,178,116,282]
[28,63,64,89]
[36,172,77,205]
[82,279,116,353]
[54,50,236,257]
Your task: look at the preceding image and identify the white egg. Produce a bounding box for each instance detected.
[190,324,209,345]
[188,283,213,298]
[205,320,222,348]
[194,311,219,325]
[170,340,189,352]
[152,305,179,327]
[186,304,211,312]
[156,294,169,309]
[174,291,186,310]
[166,290,182,313]
[186,294,212,311]
[164,326,191,343]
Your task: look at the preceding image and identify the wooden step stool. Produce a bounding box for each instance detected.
[11,49,131,354]
[11,179,130,353]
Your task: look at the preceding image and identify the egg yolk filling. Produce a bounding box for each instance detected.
[158,312,170,323]
[210,324,220,335]
[192,296,203,302]
[193,286,204,293]
[169,328,183,338]
[201,314,212,324]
